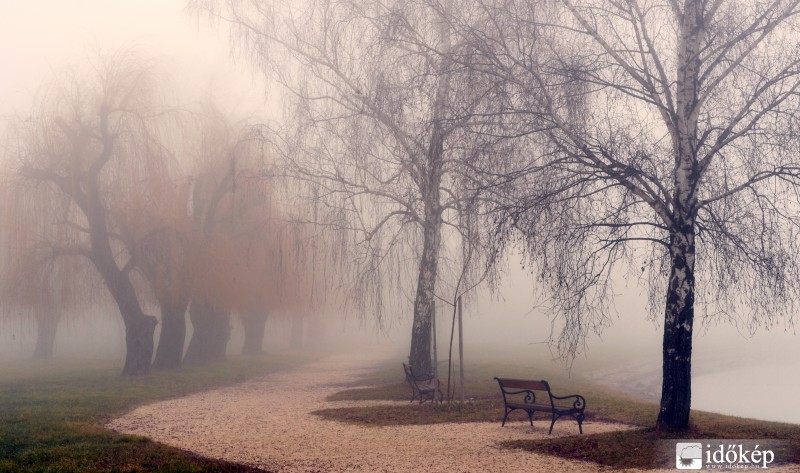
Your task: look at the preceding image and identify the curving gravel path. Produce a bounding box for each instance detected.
[106,352,797,472]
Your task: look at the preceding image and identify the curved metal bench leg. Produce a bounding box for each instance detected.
[501,408,509,427]
[528,410,534,426]
[549,413,557,435]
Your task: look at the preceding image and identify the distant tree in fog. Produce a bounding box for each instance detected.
[0,181,101,359]
[192,0,503,375]
[178,108,262,365]
[117,160,194,370]
[2,48,358,373]
[452,0,800,430]
[10,52,168,375]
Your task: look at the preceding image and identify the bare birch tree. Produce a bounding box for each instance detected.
[453,0,800,430]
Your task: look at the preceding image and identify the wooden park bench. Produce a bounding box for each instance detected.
[402,363,443,404]
[494,377,586,434]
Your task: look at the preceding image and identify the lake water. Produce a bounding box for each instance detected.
[693,363,800,425]
[589,354,800,425]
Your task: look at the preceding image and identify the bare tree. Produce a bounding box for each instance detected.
[117,169,195,370]
[10,52,171,375]
[181,107,270,365]
[1,164,89,359]
[455,0,800,430]
[0,207,98,361]
[192,0,503,375]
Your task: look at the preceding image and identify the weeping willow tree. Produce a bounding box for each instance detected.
[179,106,276,365]
[192,0,505,375]
[115,163,195,370]
[181,111,355,358]
[0,172,103,359]
[9,51,173,375]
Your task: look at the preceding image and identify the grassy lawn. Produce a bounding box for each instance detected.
[314,352,800,469]
[0,352,314,473]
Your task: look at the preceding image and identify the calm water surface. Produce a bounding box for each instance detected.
[692,363,800,425]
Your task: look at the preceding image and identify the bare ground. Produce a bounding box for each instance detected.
[106,352,791,472]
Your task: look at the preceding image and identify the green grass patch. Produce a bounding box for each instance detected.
[315,352,800,469]
[0,352,314,473]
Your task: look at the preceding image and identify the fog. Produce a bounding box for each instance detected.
[2,0,800,430]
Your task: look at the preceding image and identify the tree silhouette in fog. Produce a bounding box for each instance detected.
[192,0,504,375]
[12,52,167,375]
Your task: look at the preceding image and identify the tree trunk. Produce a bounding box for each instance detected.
[408,24,450,376]
[80,154,157,376]
[656,223,696,431]
[654,0,703,430]
[32,305,60,360]
[241,312,268,355]
[409,217,442,376]
[290,314,304,349]
[93,242,158,376]
[153,297,189,370]
[122,313,158,376]
[183,301,230,365]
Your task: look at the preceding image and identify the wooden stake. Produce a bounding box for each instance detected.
[458,295,464,403]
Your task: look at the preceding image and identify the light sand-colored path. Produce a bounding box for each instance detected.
[106,352,797,472]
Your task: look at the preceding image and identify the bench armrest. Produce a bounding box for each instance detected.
[551,393,586,411]
[498,388,538,404]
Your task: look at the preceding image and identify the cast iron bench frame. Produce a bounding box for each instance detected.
[402,363,443,404]
[494,377,586,434]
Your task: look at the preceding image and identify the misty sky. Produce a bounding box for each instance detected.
[0,1,267,118]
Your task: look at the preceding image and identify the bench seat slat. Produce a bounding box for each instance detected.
[505,402,551,410]
[505,402,580,414]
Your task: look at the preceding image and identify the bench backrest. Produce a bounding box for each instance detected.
[496,378,550,392]
[495,377,554,407]
[403,363,428,389]
[402,363,415,385]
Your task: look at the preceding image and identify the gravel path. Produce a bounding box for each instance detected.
[106,352,796,472]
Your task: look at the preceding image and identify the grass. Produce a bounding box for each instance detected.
[0,352,315,473]
[314,351,800,469]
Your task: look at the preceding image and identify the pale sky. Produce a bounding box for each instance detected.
[0,0,268,117]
